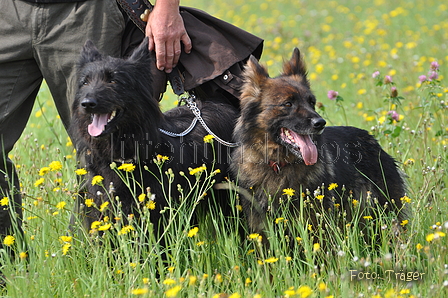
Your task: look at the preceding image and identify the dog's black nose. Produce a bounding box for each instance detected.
[311,117,326,130]
[81,98,97,109]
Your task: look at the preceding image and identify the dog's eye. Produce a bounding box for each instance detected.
[109,79,116,84]
[283,102,293,108]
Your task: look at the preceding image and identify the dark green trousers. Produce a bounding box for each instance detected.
[0,0,125,237]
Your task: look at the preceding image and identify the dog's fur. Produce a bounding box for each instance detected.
[231,49,409,236]
[70,38,238,232]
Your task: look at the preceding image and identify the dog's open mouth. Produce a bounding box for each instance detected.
[279,127,318,165]
[88,110,119,137]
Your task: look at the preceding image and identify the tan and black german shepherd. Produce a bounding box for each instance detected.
[231,48,409,237]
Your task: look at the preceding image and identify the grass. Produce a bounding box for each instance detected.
[1,0,447,297]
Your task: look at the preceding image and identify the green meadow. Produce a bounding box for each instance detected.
[1,0,447,297]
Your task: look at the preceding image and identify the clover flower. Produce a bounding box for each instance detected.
[327,90,339,100]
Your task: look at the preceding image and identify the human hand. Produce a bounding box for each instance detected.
[145,0,192,73]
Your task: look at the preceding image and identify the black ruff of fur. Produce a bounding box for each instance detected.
[70,38,238,232]
[231,48,409,235]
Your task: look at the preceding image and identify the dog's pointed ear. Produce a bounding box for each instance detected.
[129,37,151,64]
[243,55,269,85]
[79,40,103,66]
[282,48,308,77]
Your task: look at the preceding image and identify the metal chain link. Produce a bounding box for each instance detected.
[159,94,240,147]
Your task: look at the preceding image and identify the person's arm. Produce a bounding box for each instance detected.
[145,0,192,73]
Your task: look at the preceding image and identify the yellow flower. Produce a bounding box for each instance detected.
[165,285,181,297]
[143,278,150,284]
[59,236,73,243]
[85,198,94,207]
[282,188,295,196]
[318,282,327,291]
[416,243,423,250]
[248,233,260,239]
[56,201,66,210]
[131,288,148,295]
[188,227,199,237]
[316,195,324,201]
[34,178,45,187]
[62,243,71,255]
[264,257,278,263]
[99,201,109,212]
[203,134,215,143]
[19,252,28,260]
[138,193,146,202]
[117,163,136,172]
[313,242,320,252]
[328,183,338,190]
[296,285,313,298]
[163,278,176,285]
[275,217,286,224]
[39,167,50,176]
[363,215,373,220]
[229,294,241,298]
[49,161,63,171]
[91,175,104,186]
[400,195,412,203]
[189,165,207,175]
[90,221,101,230]
[75,168,87,176]
[352,199,359,207]
[98,223,112,231]
[189,276,197,286]
[118,225,135,235]
[426,231,446,242]
[156,154,170,162]
[146,200,156,210]
[3,235,15,246]
[0,197,9,206]
[400,220,409,226]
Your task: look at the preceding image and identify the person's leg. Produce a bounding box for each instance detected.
[0,0,44,238]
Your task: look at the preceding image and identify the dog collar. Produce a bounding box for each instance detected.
[268,160,288,174]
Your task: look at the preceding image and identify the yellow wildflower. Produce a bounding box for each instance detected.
[146,200,156,210]
[0,197,9,206]
[19,252,28,260]
[3,235,15,246]
[416,243,423,250]
[189,165,207,175]
[229,294,241,298]
[296,285,313,298]
[59,236,73,243]
[75,168,87,176]
[352,199,359,207]
[85,198,94,207]
[328,183,338,190]
[56,201,66,210]
[131,288,148,295]
[363,215,373,220]
[264,257,278,263]
[49,161,63,171]
[62,243,71,255]
[400,220,409,226]
[275,217,286,224]
[34,178,45,187]
[99,201,109,212]
[400,196,411,203]
[313,242,321,252]
[188,227,199,237]
[189,276,197,286]
[39,167,50,176]
[117,163,136,172]
[426,231,446,242]
[118,225,135,235]
[138,193,146,202]
[316,195,324,201]
[282,188,295,196]
[203,134,215,143]
[91,175,104,186]
[91,221,101,230]
[165,285,181,298]
[163,278,176,285]
[98,223,112,231]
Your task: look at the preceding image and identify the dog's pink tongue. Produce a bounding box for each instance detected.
[291,133,318,165]
[88,114,108,137]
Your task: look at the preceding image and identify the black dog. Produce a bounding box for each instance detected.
[70,38,238,233]
[231,49,409,238]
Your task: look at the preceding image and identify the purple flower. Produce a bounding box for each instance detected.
[430,61,439,71]
[390,86,398,98]
[327,90,339,100]
[388,110,400,121]
[418,75,427,83]
[428,71,439,81]
[372,71,380,78]
[384,75,393,84]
